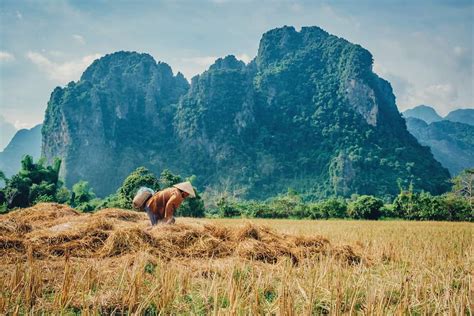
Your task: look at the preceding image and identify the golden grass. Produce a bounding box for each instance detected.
[0,203,472,314]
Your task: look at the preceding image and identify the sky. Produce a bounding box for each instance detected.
[0,0,473,138]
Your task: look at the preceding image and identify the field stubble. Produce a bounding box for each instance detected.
[0,203,472,314]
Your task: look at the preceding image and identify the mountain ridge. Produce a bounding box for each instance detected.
[41,26,451,198]
[405,117,473,175]
[403,105,474,126]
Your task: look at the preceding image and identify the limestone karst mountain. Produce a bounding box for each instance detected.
[42,26,450,198]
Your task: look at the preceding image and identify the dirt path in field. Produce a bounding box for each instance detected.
[0,203,364,265]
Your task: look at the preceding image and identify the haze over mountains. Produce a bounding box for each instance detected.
[0,124,42,177]
[403,105,443,124]
[403,105,474,126]
[0,116,17,152]
[403,105,474,176]
[36,26,450,199]
[444,109,474,126]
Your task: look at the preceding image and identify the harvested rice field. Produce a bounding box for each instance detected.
[0,203,472,314]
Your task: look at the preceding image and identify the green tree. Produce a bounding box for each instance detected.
[116,167,160,209]
[348,195,383,220]
[158,171,205,217]
[176,192,206,217]
[440,193,472,222]
[71,181,96,206]
[159,169,182,188]
[0,155,63,210]
[313,197,348,219]
[451,168,474,211]
[55,187,71,204]
[0,170,6,184]
[267,189,303,218]
[216,196,240,218]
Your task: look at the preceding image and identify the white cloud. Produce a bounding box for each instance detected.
[49,50,65,57]
[320,4,361,31]
[372,61,386,75]
[13,120,35,130]
[73,34,86,45]
[423,84,458,101]
[16,11,23,20]
[236,53,251,64]
[290,3,303,12]
[453,46,466,57]
[0,51,15,62]
[182,53,252,68]
[26,52,102,83]
[178,54,254,81]
[182,56,217,67]
[402,83,460,115]
[373,60,462,115]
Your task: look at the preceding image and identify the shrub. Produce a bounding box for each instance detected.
[216,197,240,217]
[348,195,383,220]
[55,187,71,204]
[75,198,103,213]
[393,191,454,221]
[316,198,348,219]
[116,167,160,209]
[71,181,96,205]
[307,203,324,219]
[440,193,472,222]
[240,200,275,218]
[267,189,302,218]
[176,190,206,217]
[380,203,397,218]
[0,155,63,211]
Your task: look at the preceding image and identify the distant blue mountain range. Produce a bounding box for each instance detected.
[403,105,474,126]
[403,105,473,175]
[0,124,42,177]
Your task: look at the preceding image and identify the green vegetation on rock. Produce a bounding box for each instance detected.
[42,27,450,200]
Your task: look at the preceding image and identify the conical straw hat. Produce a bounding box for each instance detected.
[173,181,196,198]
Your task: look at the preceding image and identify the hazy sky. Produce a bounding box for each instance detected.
[0,0,472,131]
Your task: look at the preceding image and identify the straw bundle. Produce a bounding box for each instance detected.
[0,203,364,265]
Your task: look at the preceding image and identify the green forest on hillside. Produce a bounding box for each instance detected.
[41,27,450,201]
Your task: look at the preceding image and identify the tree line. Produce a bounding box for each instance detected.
[0,155,472,221]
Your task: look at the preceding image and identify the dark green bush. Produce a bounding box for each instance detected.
[348,195,383,220]
[216,197,240,218]
[115,167,160,208]
[440,193,472,222]
[0,155,63,210]
[311,198,347,219]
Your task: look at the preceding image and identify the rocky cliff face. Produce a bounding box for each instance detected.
[42,27,450,198]
[42,52,189,196]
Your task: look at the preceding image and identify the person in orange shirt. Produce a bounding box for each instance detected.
[144,181,196,225]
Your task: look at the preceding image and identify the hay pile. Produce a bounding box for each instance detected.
[0,203,363,265]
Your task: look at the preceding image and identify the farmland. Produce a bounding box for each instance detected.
[0,203,472,314]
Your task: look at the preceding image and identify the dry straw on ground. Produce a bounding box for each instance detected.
[0,203,472,314]
[0,203,362,264]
